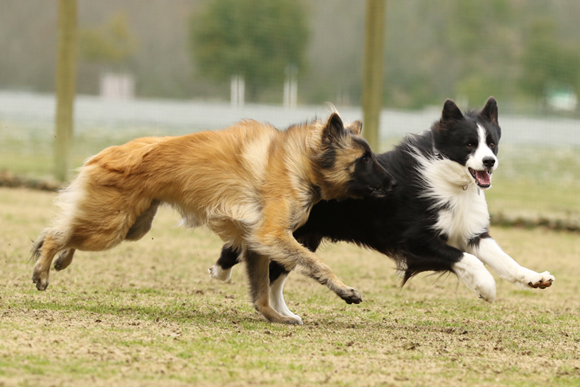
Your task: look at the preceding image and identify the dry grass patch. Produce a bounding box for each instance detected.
[1,187,579,386]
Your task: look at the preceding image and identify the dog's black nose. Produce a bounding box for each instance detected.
[483,157,496,169]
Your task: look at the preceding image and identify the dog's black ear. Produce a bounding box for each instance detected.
[441,99,464,122]
[480,96,498,125]
[323,113,345,142]
[347,120,363,136]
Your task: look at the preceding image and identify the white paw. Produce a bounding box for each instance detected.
[520,270,555,289]
[208,265,232,282]
[282,315,304,325]
[279,310,303,324]
[453,253,496,303]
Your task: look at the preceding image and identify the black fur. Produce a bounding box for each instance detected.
[216,98,502,285]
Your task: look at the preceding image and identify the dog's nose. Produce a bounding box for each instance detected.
[483,157,496,169]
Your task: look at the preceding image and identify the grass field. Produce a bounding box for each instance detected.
[1,187,579,386]
[2,125,580,228]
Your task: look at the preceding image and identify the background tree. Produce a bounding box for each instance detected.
[189,0,309,101]
[79,11,138,70]
[520,18,580,109]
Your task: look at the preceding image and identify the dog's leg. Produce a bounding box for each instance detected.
[266,234,318,319]
[210,232,321,284]
[269,273,302,323]
[209,245,240,282]
[452,253,497,303]
[245,250,303,325]
[403,237,496,302]
[125,200,160,241]
[53,248,76,271]
[466,235,555,289]
[250,232,362,305]
[32,233,66,291]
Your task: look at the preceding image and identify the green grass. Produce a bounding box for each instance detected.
[1,187,580,386]
[3,126,580,224]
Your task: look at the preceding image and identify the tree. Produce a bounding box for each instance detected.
[520,19,580,107]
[79,11,138,70]
[189,0,309,101]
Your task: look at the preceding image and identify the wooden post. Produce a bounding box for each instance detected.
[54,0,78,182]
[362,0,386,152]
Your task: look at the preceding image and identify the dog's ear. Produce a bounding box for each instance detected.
[323,113,346,142]
[441,99,464,122]
[480,96,498,125]
[347,120,363,136]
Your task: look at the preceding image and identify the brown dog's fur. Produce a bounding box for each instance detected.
[32,113,390,324]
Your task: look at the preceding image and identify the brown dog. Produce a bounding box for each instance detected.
[32,113,394,324]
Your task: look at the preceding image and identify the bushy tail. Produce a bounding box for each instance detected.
[30,234,45,263]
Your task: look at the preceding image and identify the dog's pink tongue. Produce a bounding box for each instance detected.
[476,170,491,186]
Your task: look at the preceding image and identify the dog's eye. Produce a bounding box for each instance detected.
[362,155,369,163]
[489,142,495,148]
[466,143,474,149]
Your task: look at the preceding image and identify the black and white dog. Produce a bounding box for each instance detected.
[209,97,554,322]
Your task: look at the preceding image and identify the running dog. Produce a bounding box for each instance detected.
[31,113,395,325]
[211,97,555,320]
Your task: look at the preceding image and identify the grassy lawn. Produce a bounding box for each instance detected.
[3,127,579,225]
[1,187,579,386]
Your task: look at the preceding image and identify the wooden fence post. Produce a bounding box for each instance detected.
[362,0,386,152]
[54,0,78,182]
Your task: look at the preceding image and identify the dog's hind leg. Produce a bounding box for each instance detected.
[402,236,496,302]
[32,232,67,290]
[209,245,241,282]
[269,273,302,323]
[245,250,303,325]
[266,234,321,318]
[53,249,76,271]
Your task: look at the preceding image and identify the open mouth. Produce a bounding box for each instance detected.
[468,168,492,188]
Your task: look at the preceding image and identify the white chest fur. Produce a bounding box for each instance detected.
[415,155,490,250]
[433,186,489,249]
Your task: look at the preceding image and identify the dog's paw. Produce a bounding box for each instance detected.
[208,265,232,282]
[281,315,304,325]
[32,270,49,291]
[54,249,73,271]
[525,271,555,289]
[338,287,363,304]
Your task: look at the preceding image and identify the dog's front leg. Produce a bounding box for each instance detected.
[245,250,303,325]
[466,235,555,289]
[250,231,362,305]
[404,236,497,302]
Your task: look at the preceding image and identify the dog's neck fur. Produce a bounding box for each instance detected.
[412,146,490,250]
[304,124,353,202]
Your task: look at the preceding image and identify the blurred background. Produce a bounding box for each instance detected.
[1,0,579,228]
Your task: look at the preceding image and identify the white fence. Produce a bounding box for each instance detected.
[1,91,579,147]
